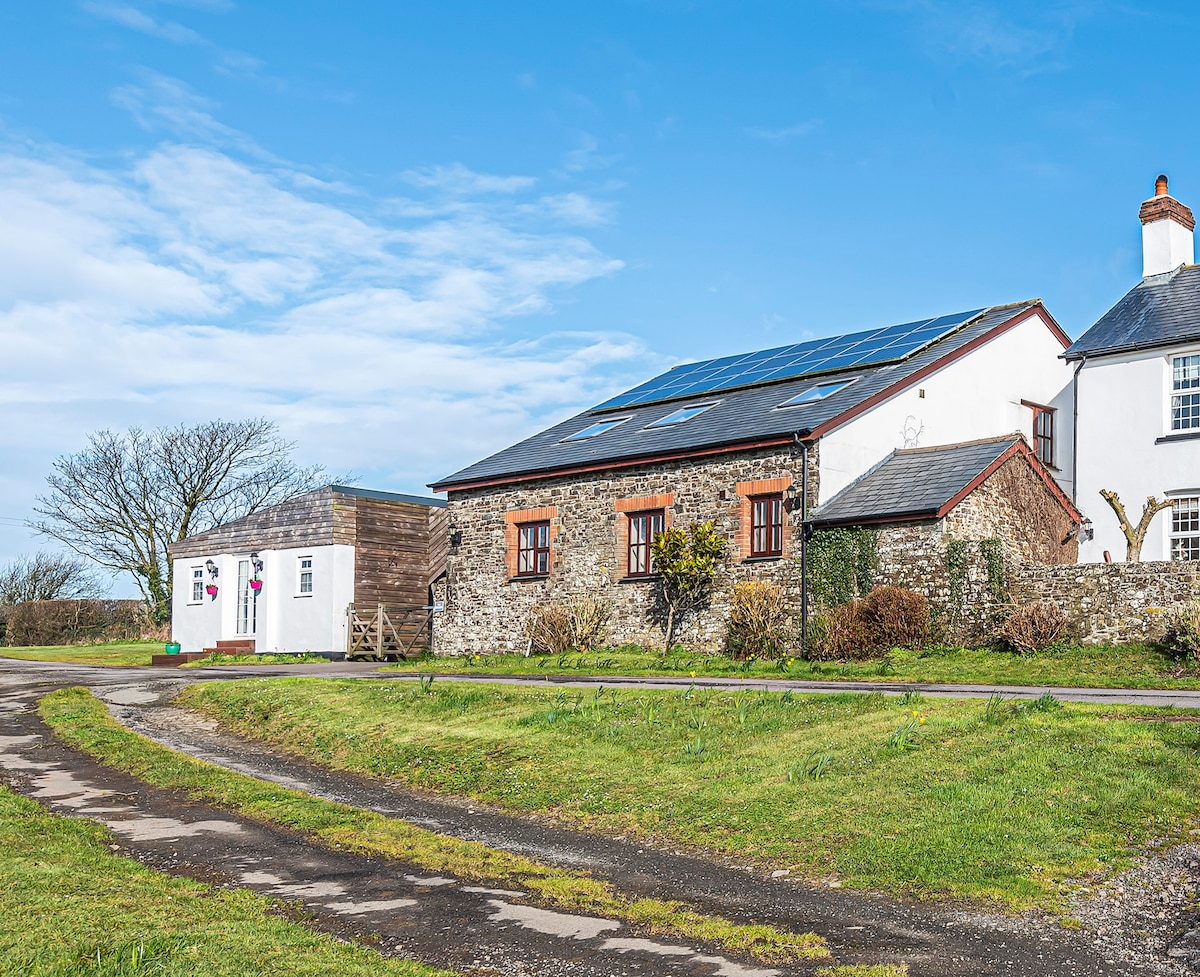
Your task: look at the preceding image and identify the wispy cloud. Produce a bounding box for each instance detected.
[746,121,821,142]
[83,1,205,44]
[0,79,639,560]
[871,0,1092,69]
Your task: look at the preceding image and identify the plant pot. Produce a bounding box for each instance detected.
[165,642,181,655]
[206,585,218,598]
[249,580,263,591]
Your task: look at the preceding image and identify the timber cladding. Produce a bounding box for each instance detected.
[353,496,446,607]
[169,487,353,559]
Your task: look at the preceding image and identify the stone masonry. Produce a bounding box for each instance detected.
[436,444,817,655]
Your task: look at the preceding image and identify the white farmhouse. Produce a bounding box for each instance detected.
[168,485,447,657]
[1068,175,1200,562]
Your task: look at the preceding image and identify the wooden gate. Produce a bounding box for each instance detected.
[345,603,434,661]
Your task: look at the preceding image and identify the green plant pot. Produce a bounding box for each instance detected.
[165,642,181,655]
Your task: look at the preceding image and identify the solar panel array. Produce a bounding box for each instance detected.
[595,308,986,412]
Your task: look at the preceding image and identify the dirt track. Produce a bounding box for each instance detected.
[1,658,1197,976]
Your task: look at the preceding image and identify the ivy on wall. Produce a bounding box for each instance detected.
[980,536,1007,604]
[808,527,879,608]
[944,537,968,608]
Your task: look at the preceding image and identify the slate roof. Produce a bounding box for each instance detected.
[433,301,1056,491]
[810,436,1025,526]
[1065,264,1200,360]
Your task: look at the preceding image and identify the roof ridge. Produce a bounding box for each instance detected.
[894,433,1024,456]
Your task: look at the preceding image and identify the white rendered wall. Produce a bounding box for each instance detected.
[819,311,1075,503]
[1142,220,1194,278]
[1074,350,1200,563]
[171,543,355,654]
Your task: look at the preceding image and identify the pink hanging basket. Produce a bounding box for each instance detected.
[249,579,263,591]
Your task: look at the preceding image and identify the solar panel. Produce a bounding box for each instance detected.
[594,308,986,412]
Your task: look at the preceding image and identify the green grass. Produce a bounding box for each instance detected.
[386,641,1200,689]
[0,641,159,666]
[180,677,1200,909]
[38,687,829,965]
[185,653,335,668]
[0,784,451,976]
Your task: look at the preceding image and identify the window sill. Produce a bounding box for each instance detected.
[618,575,660,584]
[508,574,550,583]
[1156,431,1200,444]
[742,555,784,564]
[294,593,313,599]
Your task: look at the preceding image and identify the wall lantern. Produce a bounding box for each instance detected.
[205,559,218,579]
[449,523,464,548]
[1080,518,1094,542]
[785,481,802,512]
[249,551,264,573]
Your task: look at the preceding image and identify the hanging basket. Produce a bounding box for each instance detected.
[249,579,263,592]
[205,585,218,598]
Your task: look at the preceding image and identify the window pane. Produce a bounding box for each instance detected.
[1173,357,1200,430]
[1171,498,1200,560]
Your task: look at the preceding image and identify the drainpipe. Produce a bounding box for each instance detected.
[1071,356,1086,506]
[793,432,811,655]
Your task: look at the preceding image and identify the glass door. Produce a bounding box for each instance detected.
[236,559,257,635]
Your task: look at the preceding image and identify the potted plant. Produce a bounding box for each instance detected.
[206,584,218,598]
[250,579,263,592]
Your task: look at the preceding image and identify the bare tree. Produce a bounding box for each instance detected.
[32,419,325,622]
[0,552,106,605]
[1099,489,1174,561]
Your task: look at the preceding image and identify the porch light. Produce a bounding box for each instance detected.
[205,559,218,578]
[1081,518,1093,542]
[449,523,463,548]
[785,481,802,511]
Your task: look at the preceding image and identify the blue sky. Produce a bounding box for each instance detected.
[0,1,1194,588]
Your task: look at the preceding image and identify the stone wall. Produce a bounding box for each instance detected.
[1011,560,1200,644]
[437,444,817,655]
[945,454,1078,565]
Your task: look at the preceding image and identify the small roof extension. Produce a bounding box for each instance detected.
[810,435,1079,527]
[432,301,1067,492]
[1065,264,1200,360]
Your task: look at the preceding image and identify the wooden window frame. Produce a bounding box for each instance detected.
[1022,400,1056,469]
[735,477,793,560]
[749,494,784,558]
[626,509,665,578]
[516,520,551,577]
[1172,354,1200,432]
[189,566,204,604]
[504,507,558,580]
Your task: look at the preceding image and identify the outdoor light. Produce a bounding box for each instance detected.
[785,481,802,511]
[205,559,218,578]
[249,551,264,573]
[1081,518,1094,542]
[449,523,464,548]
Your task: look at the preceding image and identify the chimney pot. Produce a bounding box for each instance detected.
[1156,174,1170,197]
[1140,173,1195,276]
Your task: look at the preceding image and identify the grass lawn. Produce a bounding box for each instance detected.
[386,641,1200,689]
[0,640,159,667]
[0,784,451,977]
[39,687,829,965]
[180,677,1200,909]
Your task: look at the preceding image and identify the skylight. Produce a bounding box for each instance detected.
[777,379,855,408]
[562,418,630,442]
[645,403,718,428]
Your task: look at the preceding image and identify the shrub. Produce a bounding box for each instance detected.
[525,596,611,655]
[804,586,928,661]
[996,601,1071,655]
[1161,601,1200,662]
[726,581,791,659]
[0,599,149,647]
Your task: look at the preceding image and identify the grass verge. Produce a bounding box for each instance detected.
[0,783,450,977]
[179,677,1200,909]
[0,641,159,667]
[38,687,828,965]
[383,642,1200,689]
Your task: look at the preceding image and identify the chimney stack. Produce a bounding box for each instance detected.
[1139,173,1195,277]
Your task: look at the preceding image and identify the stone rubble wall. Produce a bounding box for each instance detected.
[1011,560,1200,644]
[436,445,817,656]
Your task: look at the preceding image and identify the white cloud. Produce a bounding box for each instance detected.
[746,121,821,142]
[83,1,205,44]
[0,86,642,573]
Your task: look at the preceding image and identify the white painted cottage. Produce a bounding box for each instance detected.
[1068,175,1200,562]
